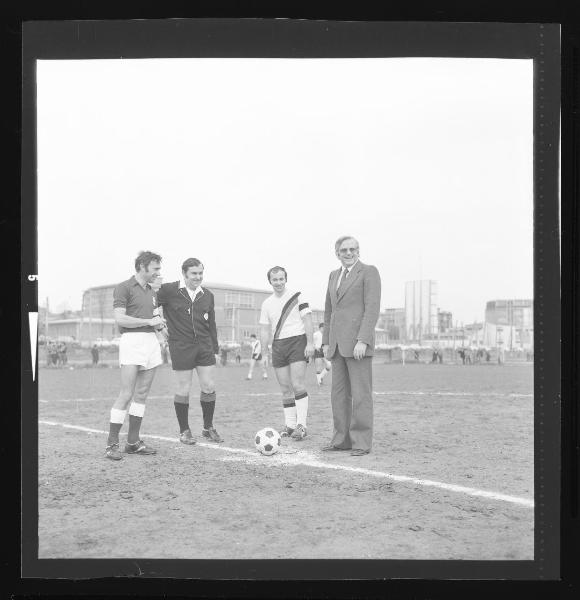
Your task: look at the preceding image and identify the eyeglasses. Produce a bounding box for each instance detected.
[338,247,359,254]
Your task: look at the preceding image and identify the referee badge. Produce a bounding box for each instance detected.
[203,312,209,321]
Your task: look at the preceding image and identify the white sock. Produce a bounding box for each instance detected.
[283,403,297,428]
[110,408,127,424]
[295,393,309,427]
[128,402,146,417]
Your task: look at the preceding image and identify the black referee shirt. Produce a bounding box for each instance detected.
[157,281,219,353]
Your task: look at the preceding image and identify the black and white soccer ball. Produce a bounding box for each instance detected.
[254,427,281,456]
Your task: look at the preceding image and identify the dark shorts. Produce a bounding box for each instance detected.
[272,334,307,368]
[169,340,216,371]
[251,353,263,361]
[314,348,324,359]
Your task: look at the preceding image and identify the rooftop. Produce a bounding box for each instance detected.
[84,281,271,295]
[47,317,116,324]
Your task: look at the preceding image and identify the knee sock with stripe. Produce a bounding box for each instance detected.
[282,397,297,429]
[127,402,146,444]
[108,408,126,445]
[295,391,309,427]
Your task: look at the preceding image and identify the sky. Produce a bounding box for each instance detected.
[36,57,533,324]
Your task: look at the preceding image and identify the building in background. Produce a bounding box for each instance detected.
[383,308,406,342]
[40,301,113,343]
[437,310,453,333]
[77,281,272,345]
[310,309,325,329]
[485,299,533,328]
[81,285,116,342]
[208,283,271,343]
[484,299,533,351]
[45,316,117,343]
[405,280,438,342]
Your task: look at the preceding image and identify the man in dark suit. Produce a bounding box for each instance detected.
[322,236,381,456]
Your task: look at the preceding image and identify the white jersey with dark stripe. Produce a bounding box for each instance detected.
[259,289,311,340]
[251,339,262,356]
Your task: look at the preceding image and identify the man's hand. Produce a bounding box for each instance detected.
[322,344,329,359]
[353,341,368,360]
[149,315,163,328]
[304,342,315,359]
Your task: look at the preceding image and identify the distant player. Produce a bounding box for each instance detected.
[259,266,315,440]
[156,258,223,445]
[105,251,165,460]
[91,343,99,366]
[246,334,268,380]
[313,322,331,386]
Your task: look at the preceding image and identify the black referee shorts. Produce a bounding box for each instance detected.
[169,340,216,371]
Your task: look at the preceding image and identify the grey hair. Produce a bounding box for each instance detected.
[334,236,359,254]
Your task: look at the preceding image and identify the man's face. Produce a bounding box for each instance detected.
[184,265,204,289]
[336,238,360,268]
[142,261,162,283]
[269,270,287,294]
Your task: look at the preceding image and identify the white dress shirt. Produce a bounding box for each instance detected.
[336,260,359,289]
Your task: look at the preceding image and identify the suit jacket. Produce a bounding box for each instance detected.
[322,261,381,358]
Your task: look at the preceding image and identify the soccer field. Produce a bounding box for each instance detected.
[37,361,534,560]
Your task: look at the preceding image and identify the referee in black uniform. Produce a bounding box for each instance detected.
[157,258,223,444]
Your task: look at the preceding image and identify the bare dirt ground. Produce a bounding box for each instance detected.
[37,360,533,560]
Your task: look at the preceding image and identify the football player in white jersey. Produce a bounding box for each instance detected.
[259,266,315,440]
[246,334,268,380]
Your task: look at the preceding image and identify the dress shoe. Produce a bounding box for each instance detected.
[322,444,350,452]
[350,449,370,456]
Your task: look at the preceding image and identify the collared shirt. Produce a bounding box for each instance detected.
[185,285,204,302]
[156,281,219,352]
[113,275,157,334]
[336,259,359,289]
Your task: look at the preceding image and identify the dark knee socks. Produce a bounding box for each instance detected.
[200,391,216,429]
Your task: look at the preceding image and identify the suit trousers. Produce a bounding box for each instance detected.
[329,352,373,451]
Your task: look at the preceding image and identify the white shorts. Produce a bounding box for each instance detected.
[119,332,162,370]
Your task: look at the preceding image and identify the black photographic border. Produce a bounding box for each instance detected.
[12,12,571,597]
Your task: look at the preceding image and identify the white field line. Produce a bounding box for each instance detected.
[40,395,173,403]
[40,391,533,403]
[247,391,533,398]
[374,391,533,398]
[39,419,534,509]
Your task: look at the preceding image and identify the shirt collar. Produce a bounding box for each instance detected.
[183,284,204,296]
[342,259,359,274]
[131,275,150,289]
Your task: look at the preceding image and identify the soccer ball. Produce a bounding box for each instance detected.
[254,427,281,456]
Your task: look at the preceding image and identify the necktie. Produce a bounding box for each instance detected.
[337,268,349,296]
